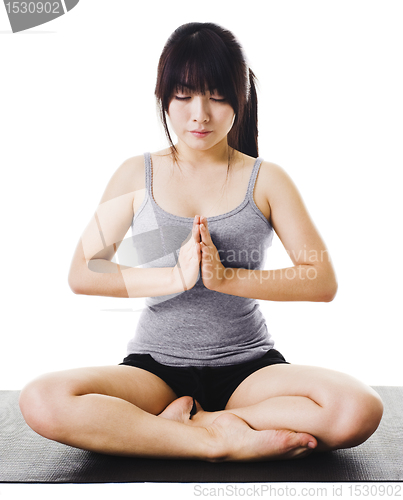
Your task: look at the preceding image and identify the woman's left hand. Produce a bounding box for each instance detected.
[199,216,226,291]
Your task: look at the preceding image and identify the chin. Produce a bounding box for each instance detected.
[185,140,215,151]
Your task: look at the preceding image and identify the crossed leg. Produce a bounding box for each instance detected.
[19,362,383,461]
[161,364,384,452]
[18,365,318,462]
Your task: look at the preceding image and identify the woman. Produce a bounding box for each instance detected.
[19,22,383,462]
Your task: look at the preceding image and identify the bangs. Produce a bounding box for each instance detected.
[158,29,238,110]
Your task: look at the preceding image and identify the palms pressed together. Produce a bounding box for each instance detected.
[174,215,225,292]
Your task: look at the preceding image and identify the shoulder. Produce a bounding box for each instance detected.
[116,154,145,185]
[259,161,304,225]
[100,155,144,203]
[99,154,145,204]
[258,159,289,181]
[259,160,297,192]
[233,151,295,192]
[257,160,304,211]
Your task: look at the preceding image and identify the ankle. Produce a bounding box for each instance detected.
[190,408,225,428]
[202,425,229,463]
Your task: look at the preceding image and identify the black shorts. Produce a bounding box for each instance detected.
[120,348,289,412]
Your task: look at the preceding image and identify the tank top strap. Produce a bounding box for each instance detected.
[246,157,264,200]
[143,152,263,204]
[144,152,152,196]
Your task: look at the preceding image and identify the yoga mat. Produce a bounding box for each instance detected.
[0,387,402,483]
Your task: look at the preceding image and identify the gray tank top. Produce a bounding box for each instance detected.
[125,152,275,366]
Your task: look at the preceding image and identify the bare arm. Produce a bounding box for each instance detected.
[68,156,201,298]
[200,162,338,302]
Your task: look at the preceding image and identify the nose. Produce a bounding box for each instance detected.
[191,95,210,123]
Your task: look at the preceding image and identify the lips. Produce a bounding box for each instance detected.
[190,130,212,138]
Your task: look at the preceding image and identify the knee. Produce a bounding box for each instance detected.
[19,375,68,440]
[328,387,384,450]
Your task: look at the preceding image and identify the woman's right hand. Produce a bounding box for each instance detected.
[171,216,202,292]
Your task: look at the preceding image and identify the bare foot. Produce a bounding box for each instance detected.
[158,396,196,424]
[159,397,317,462]
[189,406,223,427]
[206,413,317,462]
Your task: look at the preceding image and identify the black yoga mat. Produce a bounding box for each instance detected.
[0,387,402,483]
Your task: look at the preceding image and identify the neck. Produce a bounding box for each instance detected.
[174,138,231,170]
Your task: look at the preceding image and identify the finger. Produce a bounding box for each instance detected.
[200,216,211,238]
[200,243,213,261]
[192,216,198,236]
[193,222,201,242]
[200,223,212,244]
[201,216,208,230]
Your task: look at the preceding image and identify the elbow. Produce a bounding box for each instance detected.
[68,266,87,295]
[68,260,111,296]
[311,264,338,302]
[320,278,338,303]
[321,289,337,302]
[68,273,83,295]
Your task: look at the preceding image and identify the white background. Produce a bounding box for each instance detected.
[1,2,402,391]
[1,1,402,499]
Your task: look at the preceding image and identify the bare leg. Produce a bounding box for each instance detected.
[19,366,208,459]
[161,364,384,451]
[19,365,317,461]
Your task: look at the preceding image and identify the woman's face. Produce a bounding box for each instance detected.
[167,86,235,152]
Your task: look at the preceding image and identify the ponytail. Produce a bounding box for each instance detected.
[227,69,259,158]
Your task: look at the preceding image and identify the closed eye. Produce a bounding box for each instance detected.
[174,96,191,101]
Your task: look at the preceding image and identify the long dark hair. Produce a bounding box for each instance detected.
[155,22,258,159]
